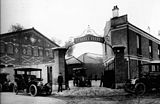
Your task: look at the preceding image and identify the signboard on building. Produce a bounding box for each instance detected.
[74,34,104,44]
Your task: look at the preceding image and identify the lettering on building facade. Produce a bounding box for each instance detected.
[74,34,104,44]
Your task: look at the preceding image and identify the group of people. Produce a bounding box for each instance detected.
[57,72,105,92]
[88,73,104,87]
[73,75,92,87]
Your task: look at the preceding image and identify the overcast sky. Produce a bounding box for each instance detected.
[1,0,160,57]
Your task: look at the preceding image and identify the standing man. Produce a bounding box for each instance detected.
[99,73,104,87]
[57,73,63,92]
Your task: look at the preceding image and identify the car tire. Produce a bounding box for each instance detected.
[135,83,146,95]
[29,84,37,97]
[124,81,131,92]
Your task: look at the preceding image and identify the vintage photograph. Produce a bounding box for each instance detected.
[0,0,160,104]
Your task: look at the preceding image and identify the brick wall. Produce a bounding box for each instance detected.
[111,28,128,54]
[129,60,138,78]
[128,30,137,56]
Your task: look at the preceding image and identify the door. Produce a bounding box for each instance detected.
[47,66,52,83]
[103,70,115,88]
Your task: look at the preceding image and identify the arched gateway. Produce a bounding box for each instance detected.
[65,26,126,89]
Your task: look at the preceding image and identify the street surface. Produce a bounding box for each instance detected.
[1,81,160,104]
[0,92,66,104]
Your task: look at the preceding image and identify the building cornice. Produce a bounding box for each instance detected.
[128,23,160,44]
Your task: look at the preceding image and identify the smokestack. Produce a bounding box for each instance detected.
[112,5,119,18]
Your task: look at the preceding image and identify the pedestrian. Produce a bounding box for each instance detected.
[100,73,104,87]
[57,73,63,92]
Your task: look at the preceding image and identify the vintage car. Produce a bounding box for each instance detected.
[13,68,52,96]
[0,73,14,92]
[124,60,160,95]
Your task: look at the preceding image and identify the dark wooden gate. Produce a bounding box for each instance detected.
[103,70,115,88]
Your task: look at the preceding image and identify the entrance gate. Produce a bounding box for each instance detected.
[69,26,126,88]
[104,70,115,88]
[68,26,115,88]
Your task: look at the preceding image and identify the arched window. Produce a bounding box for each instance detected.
[49,49,53,58]
[33,47,38,56]
[27,46,32,56]
[39,48,43,57]
[0,42,5,53]
[45,49,49,57]
[7,43,14,54]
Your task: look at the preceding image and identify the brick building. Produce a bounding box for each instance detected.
[0,28,67,90]
[103,6,160,88]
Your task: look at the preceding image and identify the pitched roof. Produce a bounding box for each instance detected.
[66,56,83,65]
[0,27,59,47]
[78,53,103,64]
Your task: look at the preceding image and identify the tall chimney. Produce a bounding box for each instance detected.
[112,5,119,18]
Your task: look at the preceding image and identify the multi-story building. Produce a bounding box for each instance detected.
[103,6,160,88]
[0,28,67,90]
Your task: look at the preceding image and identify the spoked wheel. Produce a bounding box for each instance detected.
[29,84,37,97]
[46,90,52,95]
[124,81,133,93]
[135,83,146,95]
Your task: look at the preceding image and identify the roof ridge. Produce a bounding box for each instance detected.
[0,27,34,35]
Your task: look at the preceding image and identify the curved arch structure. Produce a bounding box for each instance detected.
[74,34,104,44]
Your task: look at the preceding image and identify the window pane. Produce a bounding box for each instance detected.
[33,47,38,56]
[0,42,5,53]
[27,47,32,55]
[39,49,43,56]
[7,44,13,54]
[49,49,53,58]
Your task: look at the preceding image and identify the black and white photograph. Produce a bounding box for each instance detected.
[0,0,160,104]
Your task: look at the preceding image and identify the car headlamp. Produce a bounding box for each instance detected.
[37,82,43,86]
[46,83,52,88]
[131,79,136,84]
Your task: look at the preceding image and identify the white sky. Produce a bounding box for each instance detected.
[1,0,160,57]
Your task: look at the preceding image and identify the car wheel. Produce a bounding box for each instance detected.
[135,83,146,95]
[29,84,37,97]
[124,81,131,92]
[0,84,2,92]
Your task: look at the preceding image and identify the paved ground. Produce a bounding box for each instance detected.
[0,92,66,104]
[1,81,160,104]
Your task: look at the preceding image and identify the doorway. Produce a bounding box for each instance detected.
[47,66,52,83]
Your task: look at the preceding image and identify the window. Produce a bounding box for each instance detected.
[0,42,5,53]
[33,47,38,56]
[7,43,14,54]
[45,49,49,57]
[137,34,141,55]
[39,48,43,57]
[158,45,160,58]
[49,49,53,58]
[149,40,153,58]
[27,47,32,56]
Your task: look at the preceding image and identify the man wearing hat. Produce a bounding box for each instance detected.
[57,73,63,92]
